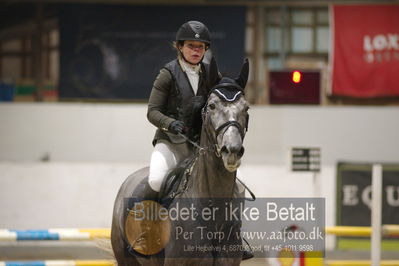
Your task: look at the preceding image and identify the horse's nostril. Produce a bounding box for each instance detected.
[238,147,245,157]
[228,144,243,155]
[220,146,228,154]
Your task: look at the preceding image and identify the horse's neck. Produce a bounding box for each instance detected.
[189,131,236,198]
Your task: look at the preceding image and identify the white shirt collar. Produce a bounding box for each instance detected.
[179,58,201,74]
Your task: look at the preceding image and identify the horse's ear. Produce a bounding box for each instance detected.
[235,58,249,89]
[207,56,220,89]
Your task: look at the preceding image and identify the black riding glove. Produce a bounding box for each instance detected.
[168,120,185,135]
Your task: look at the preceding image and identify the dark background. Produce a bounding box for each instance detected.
[58,5,245,100]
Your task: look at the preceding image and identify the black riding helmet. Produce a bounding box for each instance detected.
[176,21,211,47]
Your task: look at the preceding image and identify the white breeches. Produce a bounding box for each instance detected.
[148,140,190,192]
[148,140,245,194]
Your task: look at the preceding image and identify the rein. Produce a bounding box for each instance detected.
[179,120,242,158]
[178,131,221,157]
[177,132,207,155]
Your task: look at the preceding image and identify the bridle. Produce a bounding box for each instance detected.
[210,82,249,140]
[200,88,249,157]
[178,90,248,156]
[215,120,246,141]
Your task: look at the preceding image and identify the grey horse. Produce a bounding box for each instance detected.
[111,59,250,266]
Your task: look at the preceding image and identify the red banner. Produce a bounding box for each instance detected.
[331,5,399,97]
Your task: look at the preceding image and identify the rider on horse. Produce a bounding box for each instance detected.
[145,20,252,260]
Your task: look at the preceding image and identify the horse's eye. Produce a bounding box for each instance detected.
[209,103,216,110]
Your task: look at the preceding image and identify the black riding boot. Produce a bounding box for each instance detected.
[125,178,161,258]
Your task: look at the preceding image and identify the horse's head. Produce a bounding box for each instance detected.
[202,59,249,172]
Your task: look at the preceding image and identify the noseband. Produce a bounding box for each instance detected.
[215,120,246,140]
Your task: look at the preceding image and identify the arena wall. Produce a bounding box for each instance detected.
[1,103,398,247]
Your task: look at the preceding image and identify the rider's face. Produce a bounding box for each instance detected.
[180,40,207,65]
